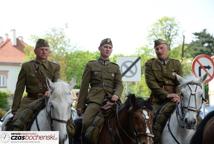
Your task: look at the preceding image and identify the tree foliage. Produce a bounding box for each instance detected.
[148,16,180,48]
[65,51,99,88]
[0,91,9,110]
[187,29,214,57]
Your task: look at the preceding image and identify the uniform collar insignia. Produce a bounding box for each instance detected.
[98,57,110,65]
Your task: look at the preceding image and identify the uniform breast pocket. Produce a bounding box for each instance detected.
[152,67,164,81]
[105,69,116,80]
[27,74,39,84]
[92,69,102,80]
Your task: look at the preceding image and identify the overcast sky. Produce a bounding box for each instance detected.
[0,0,214,55]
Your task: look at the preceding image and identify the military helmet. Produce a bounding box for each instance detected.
[154,39,168,47]
[35,39,49,49]
[99,38,113,47]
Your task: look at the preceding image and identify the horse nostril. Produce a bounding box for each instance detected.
[192,119,196,125]
[184,118,188,123]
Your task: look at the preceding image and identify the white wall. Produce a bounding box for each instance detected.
[209,78,214,105]
[0,65,21,93]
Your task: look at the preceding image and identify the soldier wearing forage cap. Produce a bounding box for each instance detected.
[144,39,182,144]
[76,38,123,144]
[7,38,60,131]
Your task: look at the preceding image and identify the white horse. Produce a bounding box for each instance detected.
[161,74,207,144]
[1,79,75,144]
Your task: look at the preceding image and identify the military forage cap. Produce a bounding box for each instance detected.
[99,38,113,47]
[35,39,49,49]
[154,39,168,47]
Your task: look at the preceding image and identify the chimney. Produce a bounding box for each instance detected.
[18,36,23,41]
[11,29,17,46]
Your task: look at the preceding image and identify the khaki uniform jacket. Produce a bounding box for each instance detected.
[12,60,60,113]
[77,58,123,110]
[145,58,182,105]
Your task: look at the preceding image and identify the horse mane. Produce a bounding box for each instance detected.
[124,93,153,111]
[190,111,214,144]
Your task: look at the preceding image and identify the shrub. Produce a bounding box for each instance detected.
[0,91,9,110]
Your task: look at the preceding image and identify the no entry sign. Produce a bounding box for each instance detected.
[192,54,214,83]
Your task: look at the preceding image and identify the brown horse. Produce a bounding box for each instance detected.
[98,94,154,144]
[190,111,214,144]
[72,94,154,144]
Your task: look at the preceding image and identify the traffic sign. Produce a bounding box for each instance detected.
[117,57,141,82]
[192,54,214,83]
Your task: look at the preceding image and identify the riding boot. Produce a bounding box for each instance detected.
[67,119,75,144]
[85,113,104,144]
[153,102,176,144]
[8,108,34,131]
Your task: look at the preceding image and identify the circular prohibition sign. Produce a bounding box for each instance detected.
[192,54,214,83]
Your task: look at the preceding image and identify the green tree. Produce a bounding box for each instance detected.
[148,16,180,48]
[187,29,214,57]
[0,91,9,110]
[24,45,34,61]
[65,51,99,88]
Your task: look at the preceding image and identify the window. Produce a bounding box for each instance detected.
[0,71,8,88]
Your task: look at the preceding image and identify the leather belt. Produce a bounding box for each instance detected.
[91,83,114,88]
[27,92,44,98]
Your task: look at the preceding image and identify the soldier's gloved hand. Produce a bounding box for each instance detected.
[111,95,119,102]
[76,108,83,116]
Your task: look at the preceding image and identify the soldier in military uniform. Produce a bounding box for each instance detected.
[76,38,123,144]
[9,39,60,130]
[144,39,182,144]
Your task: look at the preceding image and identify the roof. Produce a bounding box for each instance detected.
[0,39,25,63]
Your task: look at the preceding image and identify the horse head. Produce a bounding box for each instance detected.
[175,73,207,129]
[46,79,76,143]
[124,94,154,144]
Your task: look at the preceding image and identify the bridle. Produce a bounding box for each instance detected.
[176,81,203,127]
[167,81,204,144]
[114,103,154,144]
[35,99,70,144]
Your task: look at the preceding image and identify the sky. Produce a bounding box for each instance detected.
[0,0,214,55]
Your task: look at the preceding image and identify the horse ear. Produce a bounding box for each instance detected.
[47,78,54,89]
[69,78,76,89]
[129,93,136,107]
[173,72,185,84]
[199,73,208,83]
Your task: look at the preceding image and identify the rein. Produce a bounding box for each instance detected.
[167,114,181,144]
[115,103,137,143]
